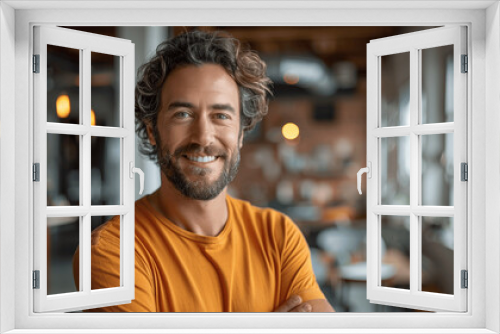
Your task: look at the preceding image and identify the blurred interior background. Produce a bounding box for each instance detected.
[46,26,455,312]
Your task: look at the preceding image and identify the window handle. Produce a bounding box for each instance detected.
[129,162,145,195]
[357,162,371,195]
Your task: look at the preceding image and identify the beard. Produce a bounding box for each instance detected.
[156,142,240,201]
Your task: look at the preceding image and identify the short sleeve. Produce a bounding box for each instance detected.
[72,217,156,312]
[279,215,326,304]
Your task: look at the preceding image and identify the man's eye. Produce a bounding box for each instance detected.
[174,111,190,119]
[215,113,229,120]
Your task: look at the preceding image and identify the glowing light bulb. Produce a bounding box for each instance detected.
[56,94,71,119]
[91,109,96,126]
[282,122,300,140]
[283,73,300,85]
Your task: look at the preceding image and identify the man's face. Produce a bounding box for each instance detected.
[147,64,243,201]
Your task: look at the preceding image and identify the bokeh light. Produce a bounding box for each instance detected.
[56,94,71,119]
[282,122,300,140]
[283,73,300,85]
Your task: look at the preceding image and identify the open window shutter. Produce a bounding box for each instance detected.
[33,26,135,312]
[365,26,467,312]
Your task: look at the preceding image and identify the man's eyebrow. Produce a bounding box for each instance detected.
[210,103,236,114]
[166,101,236,114]
[166,101,195,111]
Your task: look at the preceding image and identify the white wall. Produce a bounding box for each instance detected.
[0,2,16,333]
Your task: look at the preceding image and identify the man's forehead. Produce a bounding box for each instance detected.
[160,64,240,107]
[165,63,235,83]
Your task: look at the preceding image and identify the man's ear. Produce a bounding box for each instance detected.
[238,130,244,149]
[145,122,157,146]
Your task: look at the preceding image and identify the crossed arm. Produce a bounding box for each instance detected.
[274,295,335,312]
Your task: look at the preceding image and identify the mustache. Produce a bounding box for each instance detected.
[172,143,227,158]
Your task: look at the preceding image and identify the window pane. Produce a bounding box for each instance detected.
[91,137,121,205]
[421,45,454,124]
[381,215,409,289]
[47,134,80,206]
[47,216,80,295]
[381,136,410,205]
[91,215,120,290]
[91,52,121,127]
[421,133,454,206]
[421,216,454,294]
[381,52,410,127]
[47,45,80,124]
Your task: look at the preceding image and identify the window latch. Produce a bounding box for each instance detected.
[357,162,372,195]
[129,162,145,195]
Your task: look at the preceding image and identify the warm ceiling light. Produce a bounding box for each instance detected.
[56,94,71,119]
[283,73,300,85]
[91,109,96,126]
[282,122,300,140]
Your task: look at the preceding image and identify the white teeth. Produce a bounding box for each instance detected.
[187,156,216,163]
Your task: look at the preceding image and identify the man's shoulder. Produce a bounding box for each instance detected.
[91,215,121,247]
[90,196,152,247]
[228,196,302,253]
[228,195,285,218]
[134,195,151,210]
[227,195,294,231]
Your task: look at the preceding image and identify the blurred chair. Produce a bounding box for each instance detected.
[316,227,364,266]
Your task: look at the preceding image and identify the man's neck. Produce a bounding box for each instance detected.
[148,176,229,237]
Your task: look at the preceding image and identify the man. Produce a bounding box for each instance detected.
[73,30,334,313]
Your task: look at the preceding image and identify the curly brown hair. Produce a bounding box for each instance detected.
[135,30,273,162]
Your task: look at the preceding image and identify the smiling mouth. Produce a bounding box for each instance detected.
[184,155,218,163]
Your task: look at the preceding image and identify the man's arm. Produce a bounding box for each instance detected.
[278,216,334,312]
[306,298,335,312]
[273,295,335,312]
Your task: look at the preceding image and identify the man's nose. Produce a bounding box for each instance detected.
[190,114,215,147]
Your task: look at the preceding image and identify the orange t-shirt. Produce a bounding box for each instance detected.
[73,195,325,312]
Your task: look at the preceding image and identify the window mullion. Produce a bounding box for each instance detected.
[409,47,420,295]
[81,47,92,294]
[413,122,454,135]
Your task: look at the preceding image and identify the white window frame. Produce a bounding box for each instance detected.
[1,1,499,333]
[366,26,468,312]
[33,25,136,313]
